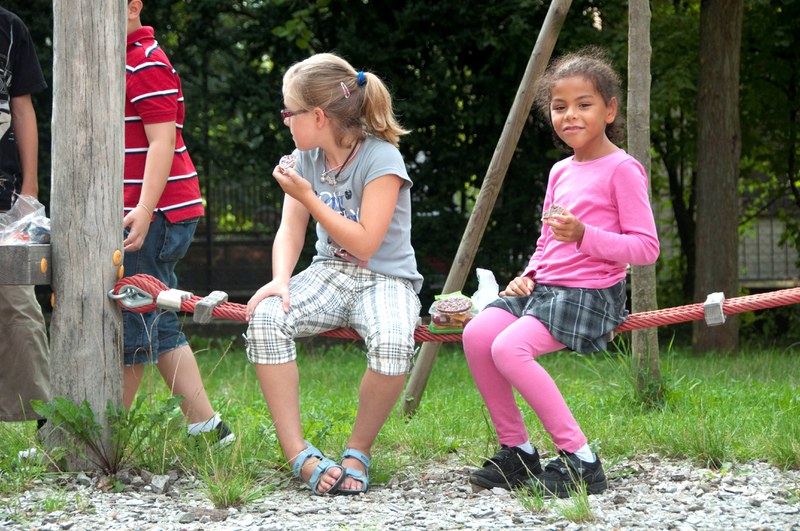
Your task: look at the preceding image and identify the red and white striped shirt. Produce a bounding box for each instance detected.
[125,26,203,222]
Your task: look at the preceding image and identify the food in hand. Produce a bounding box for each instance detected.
[541,203,565,220]
[278,154,296,172]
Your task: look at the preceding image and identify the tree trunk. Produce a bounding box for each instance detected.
[48,0,125,469]
[628,1,663,402]
[693,0,743,353]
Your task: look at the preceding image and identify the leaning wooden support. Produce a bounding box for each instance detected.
[402,0,574,415]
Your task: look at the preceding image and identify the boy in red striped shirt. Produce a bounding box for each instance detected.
[123,0,232,446]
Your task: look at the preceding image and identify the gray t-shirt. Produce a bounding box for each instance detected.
[293,135,423,293]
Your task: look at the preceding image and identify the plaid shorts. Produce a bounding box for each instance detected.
[245,260,421,376]
[484,280,628,353]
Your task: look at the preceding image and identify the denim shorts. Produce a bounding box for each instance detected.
[123,212,198,365]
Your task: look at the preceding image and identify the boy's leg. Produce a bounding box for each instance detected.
[0,285,50,422]
[156,345,214,423]
[123,364,144,409]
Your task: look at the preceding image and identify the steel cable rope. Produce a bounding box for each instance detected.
[110,274,800,343]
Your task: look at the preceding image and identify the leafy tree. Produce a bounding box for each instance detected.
[17,1,800,342]
[739,0,800,252]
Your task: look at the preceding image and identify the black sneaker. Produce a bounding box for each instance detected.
[191,420,236,449]
[214,421,236,448]
[469,445,543,490]
[523,451,607,498]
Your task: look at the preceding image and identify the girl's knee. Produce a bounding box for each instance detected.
[364,334,415,376]
[245,305,296,365]
[462,320,497,362]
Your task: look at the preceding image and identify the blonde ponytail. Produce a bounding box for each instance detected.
[283,53,409,147]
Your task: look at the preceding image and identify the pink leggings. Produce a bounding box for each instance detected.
[462,307,586,452]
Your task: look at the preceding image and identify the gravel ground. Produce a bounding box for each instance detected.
[2,454,799,530]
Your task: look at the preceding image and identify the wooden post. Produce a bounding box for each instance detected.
[402,0,573,415]
[628,1,663,401]
[48,0,125,469]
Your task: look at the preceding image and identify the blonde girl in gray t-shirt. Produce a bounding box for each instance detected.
[246,52,422,496]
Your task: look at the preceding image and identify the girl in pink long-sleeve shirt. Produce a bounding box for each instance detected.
[463,47,659,498]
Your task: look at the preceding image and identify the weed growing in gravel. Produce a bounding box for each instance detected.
[785,483,800,505]
[39,491,68,513]
[30,394,184,475]
[515,487,551,514]
[183,418,280,508]
[555,484,595,523]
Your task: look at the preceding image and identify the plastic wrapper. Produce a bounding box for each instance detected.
[428,291,477,333]
[0,194,51,244]
[471,268,500,311]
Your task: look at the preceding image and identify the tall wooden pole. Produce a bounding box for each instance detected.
[402,0,572,415]
[49,0,125,469]
[628,0,663,402]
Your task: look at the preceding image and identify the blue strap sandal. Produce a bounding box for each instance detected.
[337,448,371,495]
[291,440,345,495]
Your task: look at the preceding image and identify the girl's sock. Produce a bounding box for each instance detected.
[572,443,596,463]
[187,414,221,436]
[515,441,535,455]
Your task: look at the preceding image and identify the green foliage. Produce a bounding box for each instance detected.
[31,394,184,475]
[9,1,800,334]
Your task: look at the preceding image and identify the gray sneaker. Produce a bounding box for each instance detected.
[469,445,542,490]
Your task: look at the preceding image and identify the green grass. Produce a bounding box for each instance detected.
[1,336,798,514]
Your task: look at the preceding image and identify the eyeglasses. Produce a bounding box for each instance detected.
[280,109,308,120]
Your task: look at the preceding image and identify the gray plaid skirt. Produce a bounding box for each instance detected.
[484,280,628,354]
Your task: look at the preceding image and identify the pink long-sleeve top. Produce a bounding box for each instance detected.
[522,149,660,289]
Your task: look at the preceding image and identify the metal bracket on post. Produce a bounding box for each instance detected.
[703,292,726,326]
[107,285,154,309]
[194,290,229,324]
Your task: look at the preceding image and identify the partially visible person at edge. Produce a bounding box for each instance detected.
[123,0,233,446]
[245,52,422,496]
[462,46,660,498]
[0,7,51,429]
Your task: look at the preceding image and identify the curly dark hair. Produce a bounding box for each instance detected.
[534,46,625,148]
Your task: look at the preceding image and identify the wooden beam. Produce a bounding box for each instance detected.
[0,244,50,285]
[402,0,573,415]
